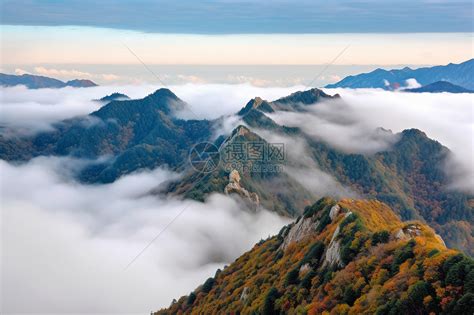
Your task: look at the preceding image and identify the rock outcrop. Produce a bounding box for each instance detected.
[323,225,343,267]
[224,169,259,206]
[329,204,341,221]
[279,216,318,251]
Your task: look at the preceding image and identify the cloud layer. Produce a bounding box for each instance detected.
[1,157,289,313]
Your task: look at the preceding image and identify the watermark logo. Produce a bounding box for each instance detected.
[189,141,286,174]
[188,142,221,173]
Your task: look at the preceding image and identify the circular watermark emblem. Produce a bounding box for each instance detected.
[188,142,221,173]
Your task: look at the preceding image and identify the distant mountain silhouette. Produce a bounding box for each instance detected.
[326,59,474,90]
[0,73,98,89]
[65,79,97,88]
[404,81,474,93]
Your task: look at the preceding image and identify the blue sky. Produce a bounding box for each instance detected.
[1,0,473,34]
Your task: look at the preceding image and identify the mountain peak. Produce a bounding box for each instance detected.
[149,88,179,100]
[238,97,274,116]
[65,79,97,88]
[92,88,185,120]
[97,92,130,102]
[399,128,428,140]
[274,87,339,105]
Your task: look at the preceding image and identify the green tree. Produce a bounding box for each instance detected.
[452,293,474,315]
[262,287,279,315]
[202,277,215,293]
[371,230,390,246]
[187,292,196,305]
[285,268,299,286]
[343,285,357,306]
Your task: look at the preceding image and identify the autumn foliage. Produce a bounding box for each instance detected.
[155,198,474,315]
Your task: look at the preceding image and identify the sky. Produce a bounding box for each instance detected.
[1,0,473,34]
[1,0,473,85]
[1,2,473,311]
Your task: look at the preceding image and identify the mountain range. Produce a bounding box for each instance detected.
[155,197,474,314]
[1,87,472,257]
[326,59,474,90]
[2,84,473,312]
[0,73,97,89]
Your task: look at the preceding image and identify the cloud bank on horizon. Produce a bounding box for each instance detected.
[1,0,472,33]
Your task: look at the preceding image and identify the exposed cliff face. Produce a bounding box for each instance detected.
[155,198,473,315]
[279,216,318,251]
[323,225,343,268]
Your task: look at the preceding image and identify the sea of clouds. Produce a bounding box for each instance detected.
[1,157,289,313]
[1,84,473,313]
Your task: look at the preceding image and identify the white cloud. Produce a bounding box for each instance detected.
[14,68,31,75]
[320,74,341,83]
[251,128,357,198]
[0,157,289,313]
[33,66,120,82]
[403,78,422,89]
[267,99,400,155]
[101,73,120,81]
[34,66,93,78]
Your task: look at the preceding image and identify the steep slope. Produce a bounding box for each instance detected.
[326,59,474,90]
[404,81,474,93]
[155,198,474,315]
[0,89,212,183]
[0,73,98,88]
